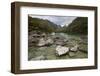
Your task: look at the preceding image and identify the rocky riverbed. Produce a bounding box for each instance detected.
[28,33,88,61]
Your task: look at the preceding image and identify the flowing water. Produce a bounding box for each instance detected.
[28,33,88,61]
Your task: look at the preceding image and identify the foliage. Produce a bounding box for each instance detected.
[63,17,88,34]
[28,16,59,33]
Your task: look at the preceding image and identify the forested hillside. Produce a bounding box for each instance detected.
[63,17,88,34]
[28,16,60,33]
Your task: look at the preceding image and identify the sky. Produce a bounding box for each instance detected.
[29,14,77,27]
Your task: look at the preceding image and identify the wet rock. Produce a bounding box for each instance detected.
[45,38,54,46]
[68,51,76,57]
[37,38,46,46]
[70,45,79,52]
[28,35,39,47]
[37,37,54,46]
[55,40,64,45]
[56,45,69,56]
[79,45,87,53]
[41,33,46,38]
[64,39,68,42]
[51,32,55,36]
[79,40,87,45]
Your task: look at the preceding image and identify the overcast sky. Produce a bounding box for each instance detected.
[29,14,77,27]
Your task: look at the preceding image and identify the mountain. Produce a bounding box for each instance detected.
[64,17,88,34]
[28,16,60,33]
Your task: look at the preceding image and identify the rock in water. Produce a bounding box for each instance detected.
[55,40,65,45]
[79,44,87,53]
[37,38,46,46]
[45,38,54,45]
[51,32,55,36]
[56,45,69,56]
[70,45,79,52]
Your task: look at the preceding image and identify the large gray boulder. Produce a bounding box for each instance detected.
[56,45,69,56]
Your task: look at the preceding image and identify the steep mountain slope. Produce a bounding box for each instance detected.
[64,17,88,34]
[28,16,59,33]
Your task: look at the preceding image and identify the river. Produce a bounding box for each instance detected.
[28,33,88,60]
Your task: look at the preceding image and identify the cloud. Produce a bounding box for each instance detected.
[29,14,77,26]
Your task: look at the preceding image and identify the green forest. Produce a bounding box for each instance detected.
[28,16,60,33]
[63,17,88,34]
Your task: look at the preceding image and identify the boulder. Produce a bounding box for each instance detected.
[41,33,46,38]
[56,45,69,56]
[55,39,65,45]
[55,41,63,45]
[70,45,79,52]
[45,38,54,46]
[37,38,46,46]
[51,32,55,36]
[79,44,87,53]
